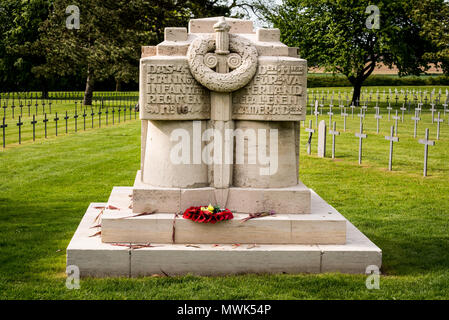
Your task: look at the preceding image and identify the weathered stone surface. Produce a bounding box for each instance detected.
[164,27,188,41]
[189,17,254,34]
[67,190,380,276]
[133,175,219,213]
[141,121,209,188]
[66,203,130,277]
[141,46,156,58]
[67,17,383,278]
[254,43,290,57]
[226,183,311,214]
[232,56,307,121]
[232,121,298,188]
[101,211,345,244]
[318,120,327,158]
[319,222,382,273]
[139,57,210,120]
[187,34,258,93]
[256,28,281,42]
[156,42,189,56]
[288,47,299,58]
[210,92,232,121]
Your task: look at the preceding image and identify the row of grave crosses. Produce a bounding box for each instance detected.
[311,98,447,141]
[0,106,138,148]
[307,88,449,109]
[0,94,137,120]
[306,100,439,176]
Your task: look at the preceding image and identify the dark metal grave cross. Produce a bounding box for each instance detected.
[16,116,23,144]
[105,108,109,125]
[54,113,59,136]
[83,110,87,130]
[31,115,37,141]
[11,103,15,119]
[418,128,435,177]
[98,110,102,128]
[91,109,95,128]
[43,113,48,138]
[64,111,69,134]
[385,126,399,171]
[1,117,7,148]
[74,111,78,132]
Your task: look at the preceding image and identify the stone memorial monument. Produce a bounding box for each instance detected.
[67,17,381,277]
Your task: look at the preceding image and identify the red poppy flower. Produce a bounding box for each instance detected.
[182,206,233,223]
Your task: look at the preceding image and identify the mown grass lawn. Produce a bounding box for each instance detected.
[0,87,448,299]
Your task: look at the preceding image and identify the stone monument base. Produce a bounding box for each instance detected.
[66,188,381,277]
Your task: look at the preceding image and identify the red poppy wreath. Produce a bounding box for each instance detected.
[183,204,234,224]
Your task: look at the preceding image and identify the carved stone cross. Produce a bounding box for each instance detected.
[203,17,242,74]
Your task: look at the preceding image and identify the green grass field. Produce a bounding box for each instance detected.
[0,87,449,299]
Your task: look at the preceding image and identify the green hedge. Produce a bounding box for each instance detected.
[308,74,449,87]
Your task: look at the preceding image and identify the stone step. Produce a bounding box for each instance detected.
[66,196,382,277]
[131,171,311,214]
[102,188,344,244]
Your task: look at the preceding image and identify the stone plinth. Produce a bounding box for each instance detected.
[132,171,311,214]
[67,190,381,277]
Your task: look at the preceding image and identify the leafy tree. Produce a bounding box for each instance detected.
[34,0,232,105]
[0,0,52,92]
[259,0,434,103]
[412,0,449,75]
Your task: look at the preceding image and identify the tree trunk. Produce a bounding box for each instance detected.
[83,71,94,106]
[115,79,121,92]
[349,60,376,105]
[41,80,49,99]
[351,80,363,106]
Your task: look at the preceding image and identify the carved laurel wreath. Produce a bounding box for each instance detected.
[187,34,258,93]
